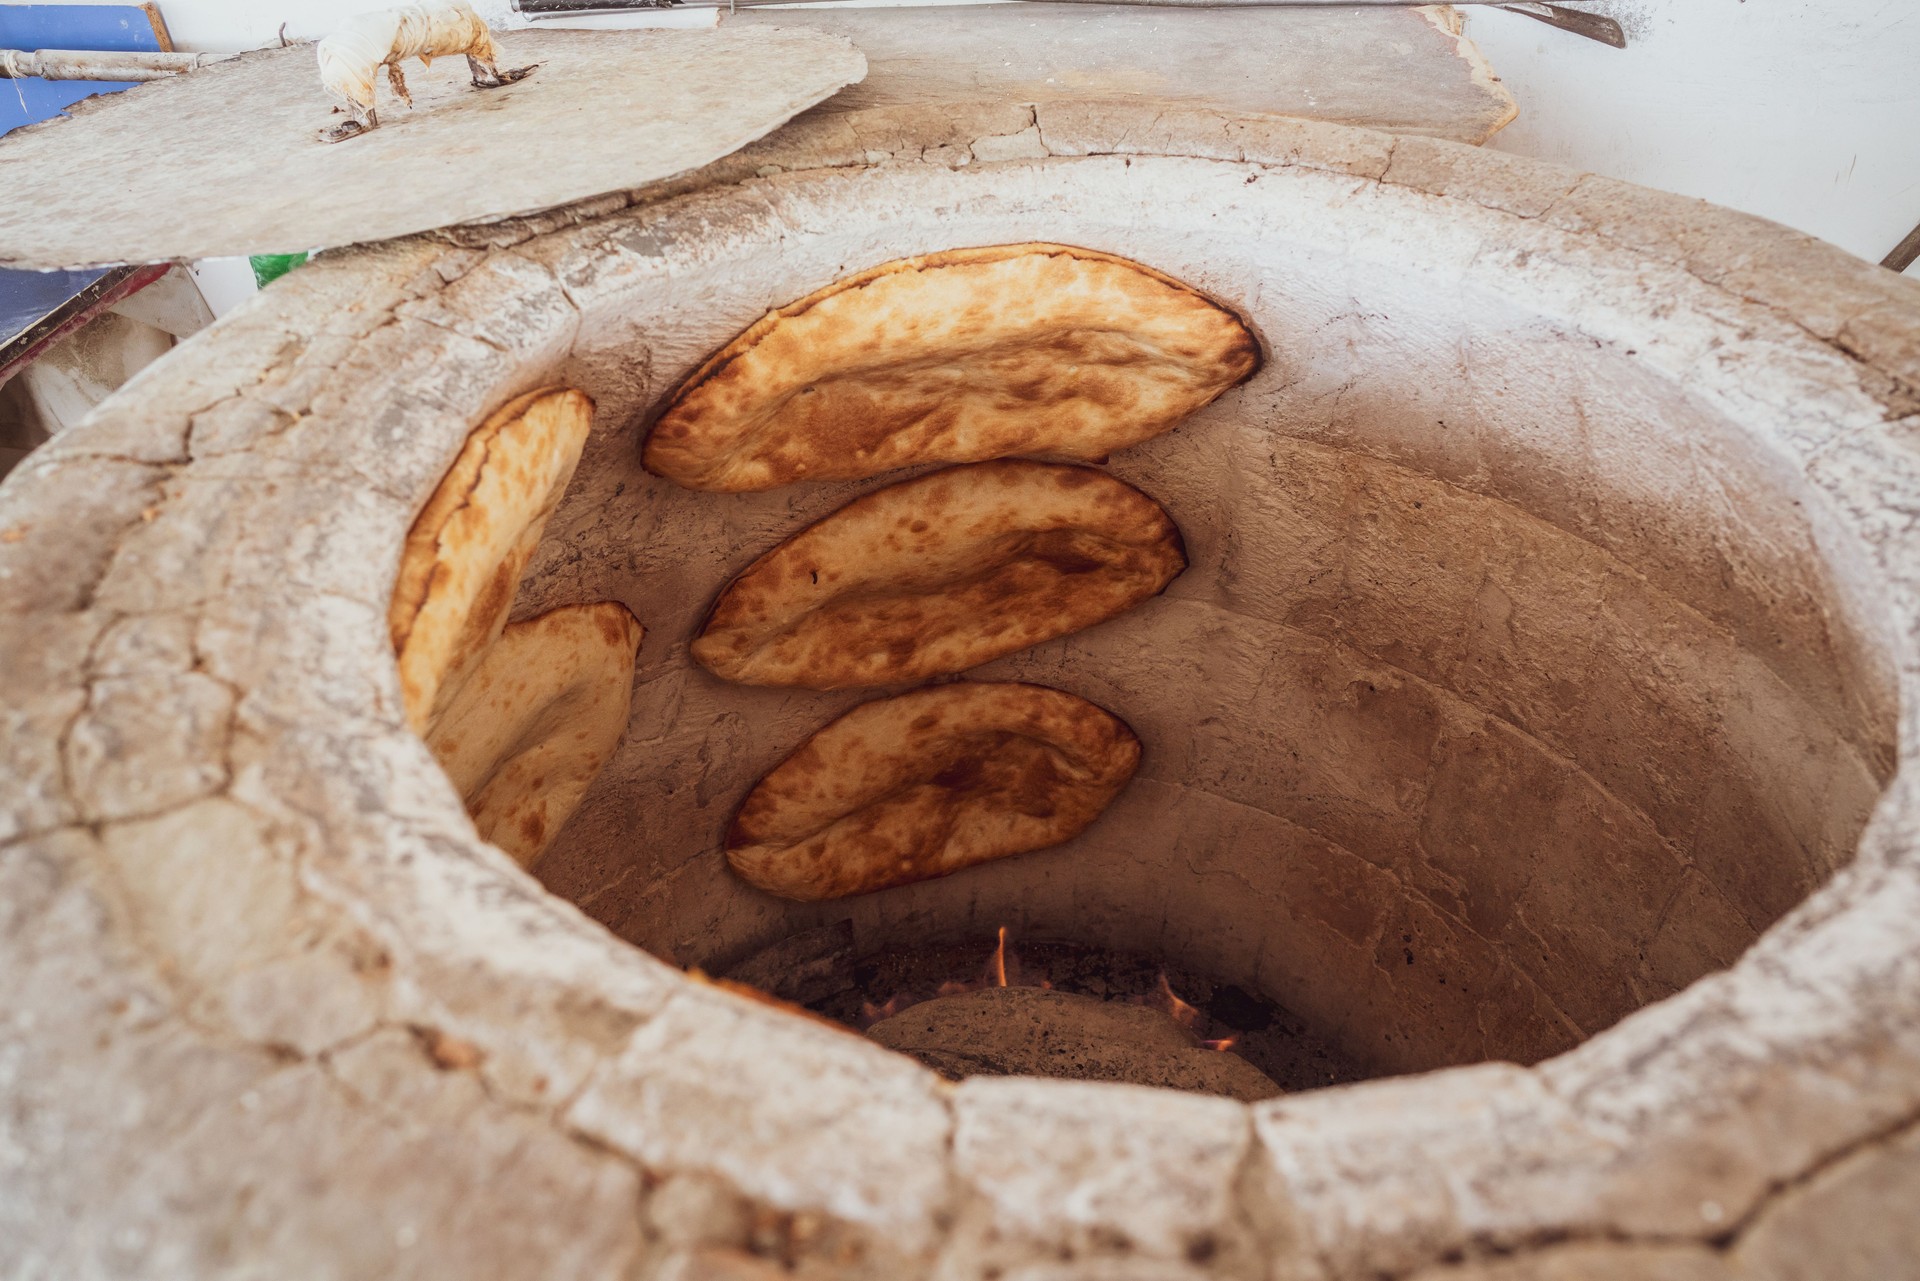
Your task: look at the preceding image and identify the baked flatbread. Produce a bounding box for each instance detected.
[644,244,1260,491]
[727,682,1140,901]
[425,602,642,868]
[390,387,593,734]
[693,461,1185,688]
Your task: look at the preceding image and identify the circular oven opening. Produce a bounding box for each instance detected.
[414,157,1894,1095]
[12,104,1920,1281]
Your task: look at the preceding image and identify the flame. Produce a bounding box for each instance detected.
[860,994,906,1026]
[1157,972,1202,1030]
[858,930,1248,1054]
[860,927,1018,1026]
[1151,973,1240,1051]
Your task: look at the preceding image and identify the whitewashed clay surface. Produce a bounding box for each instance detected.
[2,100,1919,1279]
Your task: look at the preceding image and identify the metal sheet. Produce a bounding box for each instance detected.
[720,3,1516,144]
[0,3,170,384]
[0,26,865,270]
[0,267,107,347]
[0,265,166,384]
[0,3,171,138]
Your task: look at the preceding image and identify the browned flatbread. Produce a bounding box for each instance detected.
[390,388,594,734]
[424,602,642,868]
[643,243,1260,491]
[693,461,1186,689]
[727,682,1141,901]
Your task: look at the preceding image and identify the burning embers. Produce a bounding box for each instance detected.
[1155,973,1238,1054]
[720,925,1370,1099]
[857,929,1231,1051]
[855,930,1279,1100]
[859,926,1022,1026]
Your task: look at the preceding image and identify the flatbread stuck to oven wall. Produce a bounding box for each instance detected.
[389,387,594,733]
[693,460,1186,688]
[425,601,643,868]
[643,243,1260,491]
[727,682,1141,901]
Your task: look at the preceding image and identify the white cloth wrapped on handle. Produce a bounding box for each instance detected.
[317,1,503,114]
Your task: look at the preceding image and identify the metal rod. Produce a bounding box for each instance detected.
[1497,2,1624,48]
[1884,220,1920,275]
[0,48,229,81]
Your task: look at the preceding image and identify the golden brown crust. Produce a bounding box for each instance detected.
[389,387,594,734]
[726,682,1141,901]
[643,243,1260,491]
[424,601,643,869]
[692,461,1186,689]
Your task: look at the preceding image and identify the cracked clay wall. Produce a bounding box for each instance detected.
[505,112,1897,1078]
[6,103,1920,1281]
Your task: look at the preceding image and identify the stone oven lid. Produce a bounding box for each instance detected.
[0,26,866,270]
[719,3,1517,145]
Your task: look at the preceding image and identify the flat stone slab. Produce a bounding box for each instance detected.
[722,4,1515,144]
[0,26,865,269]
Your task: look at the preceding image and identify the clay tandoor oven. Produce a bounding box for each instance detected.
[6,103,1920,1280]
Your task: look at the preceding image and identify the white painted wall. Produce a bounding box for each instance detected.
[1464,1,1920,274]
[30,0,1920,274]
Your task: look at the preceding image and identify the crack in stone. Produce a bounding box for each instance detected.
[6,108,1919,1281]
[1370,1103,1920,1279]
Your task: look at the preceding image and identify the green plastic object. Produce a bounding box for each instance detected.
[249,252,309,288]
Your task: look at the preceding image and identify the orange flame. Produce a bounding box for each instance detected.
[860,994,906,1025]
[860,927,1019,1027]
[857,930,1250,1052]
[1157,972,1202,1030]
